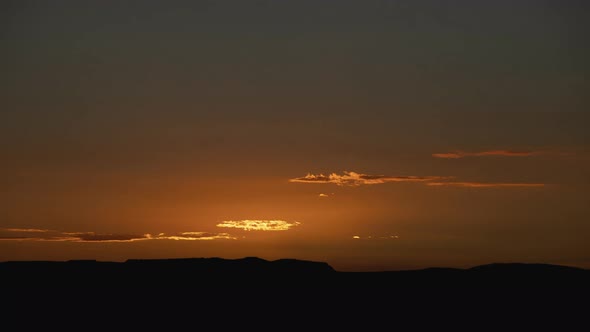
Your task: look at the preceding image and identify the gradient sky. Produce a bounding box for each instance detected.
[1,0,589,271]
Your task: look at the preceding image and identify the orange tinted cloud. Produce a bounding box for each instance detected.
[427,182,545,188]
[64,232,152,242]
[158,232,236,241]
[433,150,545,159]
[352,235,399,240]
[289,171,449,186]
[2,228,51,233]
[0,229,236,242]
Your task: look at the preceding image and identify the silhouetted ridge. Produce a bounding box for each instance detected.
[123,257,335,274]
[1,258,588,289]
[469,263,585,272]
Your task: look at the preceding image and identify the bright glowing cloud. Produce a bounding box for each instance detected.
[427,182,545,188]
[216,220,300,231]
[290,171,448,186]
[319,193,329,198]
[0,229,236,242]
[432,150,546,159]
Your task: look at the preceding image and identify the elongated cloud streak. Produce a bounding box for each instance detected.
[217,220,300,231]
[433,150,545,159]
[427,182,545,188]
[159,232,236,241]
[352,235,399,240]
[289,171,448,186]
[0,229,236,242]
[2,228,51,233]
[63,232,152,242]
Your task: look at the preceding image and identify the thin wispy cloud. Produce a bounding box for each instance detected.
[158,232,235,241]
[289,171,448,187]
[2,228,51,233]
[216,220,300,231]
[352,235,400,240]
[0,236,79,242]
[61,232,151,242]
[427,182,545,188]
[0,229,236,242]
[290,171,546,190]
[432,150,546,159]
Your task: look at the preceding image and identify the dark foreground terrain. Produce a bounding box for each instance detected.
[2,257,588,288]
[3,257,588,327]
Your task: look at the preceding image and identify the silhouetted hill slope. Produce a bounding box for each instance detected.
[3,257,589,326]
[1,257,588,289]
[469,262,585,273]
[340,262,590,288]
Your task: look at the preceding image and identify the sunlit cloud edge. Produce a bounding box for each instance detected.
[0,229,236,242]
[216,220,300,231]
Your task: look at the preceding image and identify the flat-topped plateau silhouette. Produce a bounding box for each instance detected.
[2,257,588,289]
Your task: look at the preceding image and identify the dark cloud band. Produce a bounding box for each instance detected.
[0,229,236,242]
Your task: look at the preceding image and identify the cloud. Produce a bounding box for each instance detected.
[432,150,546,159]
[216,220,300,231]
[352,235,400,240]
[289,171,448,186]
[61,232,150,242]
[0,229,236,242]
[0,229,84,242]
[319,193,329,198]
[2,228,51,233]
[158,232,235,241]
[289,171,545,190]
[0,235,82,242]
[427,182,545,188]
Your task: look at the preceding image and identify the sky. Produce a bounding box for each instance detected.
[1,0,589,271]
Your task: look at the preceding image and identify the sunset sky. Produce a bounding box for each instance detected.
[1,0,589,271]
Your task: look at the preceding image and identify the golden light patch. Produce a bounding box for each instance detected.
[216,220,300,231]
